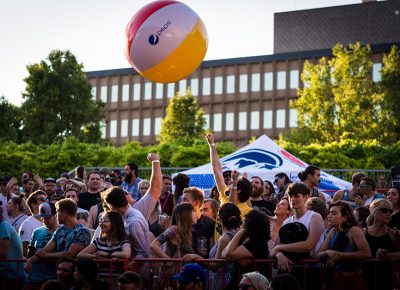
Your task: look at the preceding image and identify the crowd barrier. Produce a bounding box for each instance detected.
[0,257,398,290]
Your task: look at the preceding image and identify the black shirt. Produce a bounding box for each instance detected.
[251,199,276,216]
[78,191,102,211]
[192,215,215,258]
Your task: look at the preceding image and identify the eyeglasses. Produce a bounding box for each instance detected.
[99,218,110,223]
[238,284,253,290]
[379,208,393,214]
[274,177,281,185]
[140,187,149,190]
[0,182,7,186]
[359,184,371,188]
[38,197,48,202]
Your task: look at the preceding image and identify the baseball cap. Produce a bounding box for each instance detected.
[44,177,57,184]
[170,263,206,285]
[35,202,56,218]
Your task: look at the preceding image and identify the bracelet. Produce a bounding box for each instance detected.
[231,186,237,190]
[152,160,160,163]
[210,143,215,147]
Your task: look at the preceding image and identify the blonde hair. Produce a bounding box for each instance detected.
[243,271,269,290]
[367,198,393,226]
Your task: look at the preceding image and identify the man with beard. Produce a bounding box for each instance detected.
[122,162,142,202]
[43,178,57,199]
[159,174,174,216]
[249,176,276,215]
[298,165,326,202]
[78,171,103,211]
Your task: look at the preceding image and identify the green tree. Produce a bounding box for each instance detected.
[293,42,383,143]
[381,46,400,143]
[21,50,104,144]
[159,88,206,145]
[0,96,23,142]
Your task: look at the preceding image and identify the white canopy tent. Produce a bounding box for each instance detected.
[177,135,351,194]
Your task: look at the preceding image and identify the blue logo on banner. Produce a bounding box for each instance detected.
[221,148,283,170]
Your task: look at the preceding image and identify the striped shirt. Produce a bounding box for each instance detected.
[93,237,130,254]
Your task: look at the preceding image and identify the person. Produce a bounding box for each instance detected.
[55,257,76,289]
[0,176,18,216]
[138,179,150,199]
[160,174,174,216]
[268,197,292,253]
[298,165,326,202]
[222,209,270,276]
[34,199,91,260]
[77,171,103,211]
[376,175,390,190]
[57,173,70,196]
[7,195,29,233]
[117,271,141,290]
[64,188,89,215]
[209,185,220,203]
[172,173,190,205]
[238,271,270,290]
[387,187,400,228]
[306,197,329,230]
[270,183,324,290]
[317,201,371,290]
[121,161,142,202]
[249,176,276,215]
[273,172,292,202]
[0,206,25,289]
[269,273,301,290]
[332,172,366,209]
[43,178,57,199]
[39,280,67,290]
[24,202,60,290]
[170,263,207,290]
[71,259,108,290]
[263,180,276,202]
[354,206,370,229]
[77,211,131,259]
[363,198,400,290]
[356,177,383,207]
[200,198,219,221]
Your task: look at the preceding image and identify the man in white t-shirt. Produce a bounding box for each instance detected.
[19,190,47,256]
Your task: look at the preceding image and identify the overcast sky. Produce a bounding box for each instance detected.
[0,0,363,105]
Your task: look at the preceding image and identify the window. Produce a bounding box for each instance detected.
[277,71,286,90]
[226,75,235,94]
[213,113,222,132]
[190,79,198,96]
[100,121,106,138]
[167,83,175,98]
[263,110,272,129]
[276,109,286,128]
[144,82,152,100]
[110,120,117,138]
[250,111,260,130]
[214,76,223,95]
[122,84,129,101]
[156,83,163,99]
[133,83,141,101]
[121,119,128,137]
[289,109,298,128]
[204,114,210,129]
[238,112,247,130]
[251,73,260,92]
[239,74,248,93]
[264,72,273,91]
[91,87,97,100]
[225,112,234,131]
[154,117,162,135]
[111,85,118,102]
[202,77,210,95]
[132,119,139,136]
[179,79,187,95]
[290,70,299,89]
[373,63,382,82]
[143,118,151,136]
[100,86,107,103]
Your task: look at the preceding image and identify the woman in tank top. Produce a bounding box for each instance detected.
[317,201,371,290]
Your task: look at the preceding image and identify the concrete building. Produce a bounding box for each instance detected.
[86,0,400,146]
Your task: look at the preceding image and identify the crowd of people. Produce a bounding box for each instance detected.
[0,133,399,290]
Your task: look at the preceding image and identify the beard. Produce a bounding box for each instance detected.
[124,173,133,184]
[251,187,263,198]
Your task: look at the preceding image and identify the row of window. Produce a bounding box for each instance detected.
[105,109,298,138]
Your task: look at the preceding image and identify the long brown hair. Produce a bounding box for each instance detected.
[171,203,194,246]
[100,211,127,243]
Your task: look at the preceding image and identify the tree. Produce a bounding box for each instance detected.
[381,46,400,143]
[159,88,206,145]
[293,42,383,143]
[21,50,104,144]
[0,96,23,142]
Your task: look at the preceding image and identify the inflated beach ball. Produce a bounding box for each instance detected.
[125,0,208,83]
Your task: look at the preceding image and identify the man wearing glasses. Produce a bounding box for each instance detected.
[273,173,292,202]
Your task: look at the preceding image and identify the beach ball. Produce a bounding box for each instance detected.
[125,0,208,83]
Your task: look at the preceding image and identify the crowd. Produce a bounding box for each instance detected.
[0,133,399,290]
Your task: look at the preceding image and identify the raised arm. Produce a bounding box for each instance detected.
[228,170,240,204]
[206,134,226,194]
[146,153,162,202]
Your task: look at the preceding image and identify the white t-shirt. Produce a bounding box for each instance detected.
[19,216,43,242]
[8,214,29,233]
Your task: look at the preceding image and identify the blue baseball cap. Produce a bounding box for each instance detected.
[170,263,206,285]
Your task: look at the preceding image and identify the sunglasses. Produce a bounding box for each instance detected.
[38,197,48,202]
[238,284,253,290]
[379,208,393,214]
[273,177,281,185]
[99,218,110,223]
[0,182,7,186]
[359,184,371,188]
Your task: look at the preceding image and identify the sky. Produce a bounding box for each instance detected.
[0,0,363,105]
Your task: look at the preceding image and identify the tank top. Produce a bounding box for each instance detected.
[329,230,360,272]
[283,210,315,231]
[340,190,357,209]
[365,228,396,257]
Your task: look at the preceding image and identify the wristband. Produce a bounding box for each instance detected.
[152,160,160,163]
[231,186,237,190]
[210,143,215,147]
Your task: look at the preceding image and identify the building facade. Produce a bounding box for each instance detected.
[86,0,399,147]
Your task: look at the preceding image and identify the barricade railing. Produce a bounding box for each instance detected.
[0,257,398,290]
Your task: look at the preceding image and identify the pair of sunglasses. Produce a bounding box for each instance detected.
[379,208,394,214]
